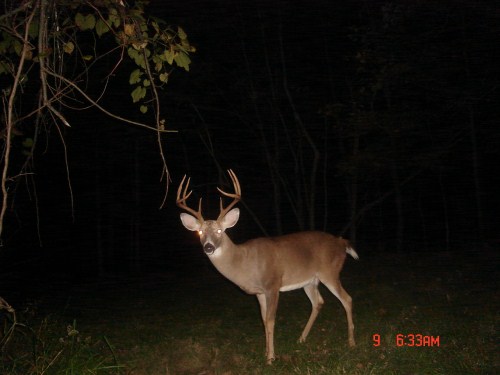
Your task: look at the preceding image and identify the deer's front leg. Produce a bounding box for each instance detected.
[257,292,279,364]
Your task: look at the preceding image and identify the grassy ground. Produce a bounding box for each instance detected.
[1,248,497,374]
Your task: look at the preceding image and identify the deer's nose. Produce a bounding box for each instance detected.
[203,243,216,255]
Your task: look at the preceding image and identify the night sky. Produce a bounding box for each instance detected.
[1,0,499,284]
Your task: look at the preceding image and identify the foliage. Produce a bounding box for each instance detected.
[0,0,195,242]
[2,250,496,374]
[1,303,123,374]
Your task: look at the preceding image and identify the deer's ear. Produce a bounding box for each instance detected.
[180,213,201,231]
[221,208,239,230]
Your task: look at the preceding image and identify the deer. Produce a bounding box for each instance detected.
[176,169,359,364]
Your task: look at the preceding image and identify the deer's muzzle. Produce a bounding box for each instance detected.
[203,242,216,255]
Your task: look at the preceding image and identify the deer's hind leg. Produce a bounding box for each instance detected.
[321,277,355,347]
[299,280,324,343]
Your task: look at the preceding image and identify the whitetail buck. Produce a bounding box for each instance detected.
[176,169,359,364]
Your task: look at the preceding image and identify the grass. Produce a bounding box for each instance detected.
[1,249,497,374]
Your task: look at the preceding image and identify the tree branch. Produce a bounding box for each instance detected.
[0,2,37,243]
[43,68,177,133]
[0,1,33,22]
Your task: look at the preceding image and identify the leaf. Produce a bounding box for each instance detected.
[132,41,148,50]
[174,51,191,71]
[75,13,96,31]
[159,72,168,83]
[140,105,148,114]
[22,138,34,148]
[28,21,39,39]
[163,49,174,65]
[124,23,135,36]
[0,61,9,75]
[108,9,121,28]
[128,48,138,59]
[181,39,196,53]
[83,14,96,31]
[0,40,10,54]
[95,19,109,37]
[129,69,143,84]
[128,47,146,69]
[13,40,22,56]
[82,55,93,61]
[24,49,33,60]
[177,26,187,40]
[143,79,150,87]
[152,55,163,71]
[75,13,85,29]
[131,85,146,103]
[64,41,75,55]
[151,21,160,34]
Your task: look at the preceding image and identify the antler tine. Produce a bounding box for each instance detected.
[217,169,242,221]
[176,174,204,223]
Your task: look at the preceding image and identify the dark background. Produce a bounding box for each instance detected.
[1,0,499,290]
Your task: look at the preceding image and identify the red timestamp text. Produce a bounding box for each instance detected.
[372,333,440,347]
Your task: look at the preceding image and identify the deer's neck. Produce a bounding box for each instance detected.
[207,235,257,293]
[208,234,242,270]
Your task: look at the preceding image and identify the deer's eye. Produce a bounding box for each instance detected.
[217,229,222,234]
[198,230,203,235]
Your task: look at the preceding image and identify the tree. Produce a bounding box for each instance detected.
[0,0,195,244]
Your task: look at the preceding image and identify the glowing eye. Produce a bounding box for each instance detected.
[217,229,222,234]
[198,230,203,235]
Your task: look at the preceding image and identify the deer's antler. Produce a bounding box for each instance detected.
[176,175,204,223]
[217,169,241,221]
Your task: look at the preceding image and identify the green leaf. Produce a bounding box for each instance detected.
[75,13,85,29]
[84,14,96,30]
[129,69,143,84]
[95,19,109,37]
[13,40,22,56]
[0,61,9,75]
[143,79,150,87]
[174,51,191,71]
[28,21,39,39]
[177,26,187,40]
[0,40,10,55]
[22,138,34,148]
[128,48,138,59]
[140,105,148,114]
[181,38,194,52]
[131,85,146,103]
[163,49,174,65]
[159,72,169,83]
[128,47,146,69]
[151,21,160,34]
[152,54,162,64]
[108,9,121,28]
[75,13,96,31]
[82,55,93,61]
[152,55,163,71]
[64,41,75,55]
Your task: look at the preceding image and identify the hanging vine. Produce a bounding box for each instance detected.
[0,0,195,243]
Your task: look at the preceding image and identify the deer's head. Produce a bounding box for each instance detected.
[177,170,241,256]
